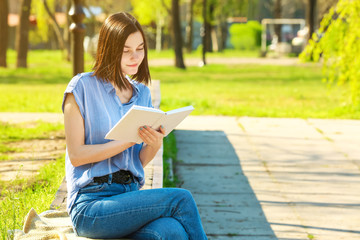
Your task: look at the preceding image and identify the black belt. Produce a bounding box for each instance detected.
[93,170,137,184]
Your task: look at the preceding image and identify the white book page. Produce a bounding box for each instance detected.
[105,105,164,143]
[153,106,194,136]
[132,105,164,113]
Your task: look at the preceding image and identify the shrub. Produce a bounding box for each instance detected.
[229,21,262,50]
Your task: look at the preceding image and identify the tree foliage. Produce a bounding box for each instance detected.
[31,0,56,43]
[131,0,170,26]
[300,0,360,106]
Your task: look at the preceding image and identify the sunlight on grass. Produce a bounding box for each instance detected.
[0,121,64,142]
[0,50,359,118]
[0,121,64,162]
[148,48,260,60]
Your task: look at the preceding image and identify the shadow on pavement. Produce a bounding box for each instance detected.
[175,130,277,239]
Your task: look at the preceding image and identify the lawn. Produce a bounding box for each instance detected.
[0,50,358,119]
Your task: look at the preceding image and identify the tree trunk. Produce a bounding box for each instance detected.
[185,0,194,53]
[202,0,207,65]
[218,18,228,52]
[171,0,185,69]
[203,2,213,53]
[0,0,8,67]
[16,0,31,68]
[307,0,317,41]
[274,0,282,42]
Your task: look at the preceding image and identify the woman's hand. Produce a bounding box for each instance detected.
[138,125,166,167]
[138,125,165,150]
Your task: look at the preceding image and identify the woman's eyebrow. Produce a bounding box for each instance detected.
[124,42,144,48]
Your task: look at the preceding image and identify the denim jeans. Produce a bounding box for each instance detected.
[70,181,208,240]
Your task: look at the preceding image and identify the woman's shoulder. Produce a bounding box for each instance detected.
[131,80,150,94]
[68,72,96,85]
[66,72,97,91]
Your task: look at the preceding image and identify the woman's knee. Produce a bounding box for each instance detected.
[133,217,188,240]
[171,188,194,202]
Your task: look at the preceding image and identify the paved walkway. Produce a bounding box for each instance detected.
[176,116,360,240]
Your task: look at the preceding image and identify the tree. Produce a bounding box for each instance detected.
[131,0,169,52]
[16,0,32,68]
[274,0,281,41]
[131,0,186,68]
[215,0,228,51]
[300,0,360,106]
[306,0,317,41]
[185,0,195,53]
[0,0,8,67]
[171,0,185,68]
[201,0,209,65]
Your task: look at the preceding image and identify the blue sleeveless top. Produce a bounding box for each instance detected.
[62,72,153,212]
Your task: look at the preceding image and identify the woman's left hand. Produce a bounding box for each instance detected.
[138,125,165,149]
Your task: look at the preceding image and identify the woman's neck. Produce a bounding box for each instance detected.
[112,82,133,104]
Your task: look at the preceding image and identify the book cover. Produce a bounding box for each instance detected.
[105,105,194,144]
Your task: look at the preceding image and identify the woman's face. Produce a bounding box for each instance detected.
[121,31,145,76]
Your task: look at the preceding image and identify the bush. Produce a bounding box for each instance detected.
[229,21,262,50]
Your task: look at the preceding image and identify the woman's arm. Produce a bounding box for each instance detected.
[138,125,165,167]
[64,93,135,167]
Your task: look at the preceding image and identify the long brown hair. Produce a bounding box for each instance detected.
[92,12,150,90]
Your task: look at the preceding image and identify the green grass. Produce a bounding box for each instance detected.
[0,49,359,119]
[153,64,359,119]
[148,48,261,59]
[0,121,63,142]
[0,121,64,160]
[162,132,178,188]
[0,155,65,240]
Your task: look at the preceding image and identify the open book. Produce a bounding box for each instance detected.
[105,105,194,144]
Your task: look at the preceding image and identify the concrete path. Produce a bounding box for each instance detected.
[176,116,360,240]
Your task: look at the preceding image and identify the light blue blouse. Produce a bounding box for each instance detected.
[62,72,153,213]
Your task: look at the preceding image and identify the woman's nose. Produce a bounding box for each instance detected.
[130,51,140,60]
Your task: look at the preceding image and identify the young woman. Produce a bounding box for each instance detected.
[62,12,207,239]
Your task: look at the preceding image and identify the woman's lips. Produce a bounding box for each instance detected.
[127,64,138,67]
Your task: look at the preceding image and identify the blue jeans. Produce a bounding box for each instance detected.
[70,181,207,240]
